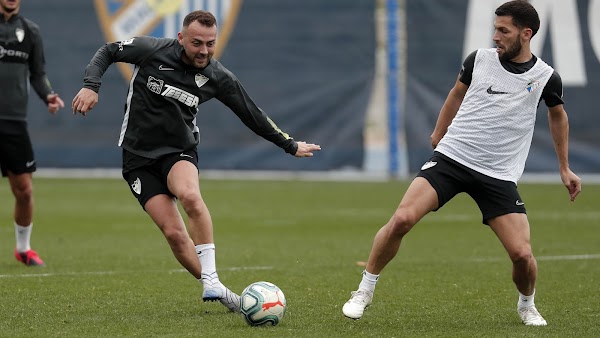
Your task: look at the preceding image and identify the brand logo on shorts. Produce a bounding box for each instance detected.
[94,0,241,82]
[515,200,525,206]
[131,177,142,195]
[180,153,193,159]
[421,161,437,170]
[25,160,36,168]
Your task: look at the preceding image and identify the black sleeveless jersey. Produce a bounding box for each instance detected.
[83,36,297,159]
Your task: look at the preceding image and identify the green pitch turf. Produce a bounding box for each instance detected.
[0,178,598,337]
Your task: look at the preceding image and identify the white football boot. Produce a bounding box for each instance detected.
[518,306,547,326]
[202,276,241,313]
[342,289,373,319]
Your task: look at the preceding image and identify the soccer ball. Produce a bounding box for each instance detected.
[240,281,286,326]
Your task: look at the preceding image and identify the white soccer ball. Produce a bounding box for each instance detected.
[240,281,286,326]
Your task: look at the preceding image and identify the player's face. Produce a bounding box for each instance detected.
[178,21,217,69]
[493,15,524,62]
[0,0,21,13]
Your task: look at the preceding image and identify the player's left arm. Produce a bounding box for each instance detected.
[544,71,581,201]
[27,21,64,114]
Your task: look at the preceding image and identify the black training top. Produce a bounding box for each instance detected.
[0,14,53,121]
[82,36,298,159]
[459,50,564,107]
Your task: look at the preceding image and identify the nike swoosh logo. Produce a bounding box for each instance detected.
[159,65,174,71]
[421,161,437,170]
[25,161,35,168]
[487,86,510,95]
[516,200,525,206]
[180,153,193,159]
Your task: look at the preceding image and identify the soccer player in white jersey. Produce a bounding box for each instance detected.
[342,0,581,326]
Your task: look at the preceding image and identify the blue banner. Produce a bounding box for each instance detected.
[21,0,375,170]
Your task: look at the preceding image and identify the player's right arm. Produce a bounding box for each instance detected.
[431,76,469,149]
[430,51,474,149]
[72,36,168,115]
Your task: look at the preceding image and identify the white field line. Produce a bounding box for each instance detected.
[35,168,600,183]
[471,254,600,263]
[3,254,600,279]
[0,265,272,279]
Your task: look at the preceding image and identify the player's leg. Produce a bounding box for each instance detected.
[488,213,546,326]
[3,121,44,266]
[342,176,439,319]
[166,159,240,312]
[471,172,547,326]
[145,193,203,278]
[489,213,536,296]
[9,172,44,266]
[125,167,209,282]
[367,177,439,274]
[8,172,33,227]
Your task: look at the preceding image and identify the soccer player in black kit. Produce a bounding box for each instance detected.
[0,0,65,267]
[72,10,321,312]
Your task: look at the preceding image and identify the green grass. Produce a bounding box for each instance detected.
[0,178,598,337]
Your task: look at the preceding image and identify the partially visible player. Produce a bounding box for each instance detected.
[342,0,580,326]
[72,10,320,312]
[0,0,65,266]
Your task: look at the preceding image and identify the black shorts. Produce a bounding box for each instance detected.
[122,149,199,209]
[0,120,36,177]
[416,152,526,225]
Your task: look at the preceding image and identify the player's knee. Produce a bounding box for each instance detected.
[178,191,204,215]
[162,226,188,247]
[388,211,416,237]
[12,184,33,202]
[510,246,533,264]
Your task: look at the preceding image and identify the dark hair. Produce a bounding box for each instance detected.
[183,10,217,28]
[495,0,540,37]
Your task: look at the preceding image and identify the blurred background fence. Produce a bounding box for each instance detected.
[21,0,599,177]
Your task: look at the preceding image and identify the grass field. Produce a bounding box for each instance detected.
[0,177,598,337]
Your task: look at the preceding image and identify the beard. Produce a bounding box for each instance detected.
[499,39,522,62]
[1,5,17,13]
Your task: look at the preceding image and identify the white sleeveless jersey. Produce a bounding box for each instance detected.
[435,48,554,183]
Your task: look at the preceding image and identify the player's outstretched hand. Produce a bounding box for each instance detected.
[46,93,65,114]
[72,88,99,116]
[294,141,321,157]
[561,169,581,202]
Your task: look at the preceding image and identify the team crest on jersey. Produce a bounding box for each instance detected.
[15,28,25,43]
[94,0,242,81]
[195,74,209,88]
[526,80,541,93]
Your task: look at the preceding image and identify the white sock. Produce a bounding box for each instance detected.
[518,289,536,308]
[196,243,219,286]
[358,270,379,293]
[15,223,32,253]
